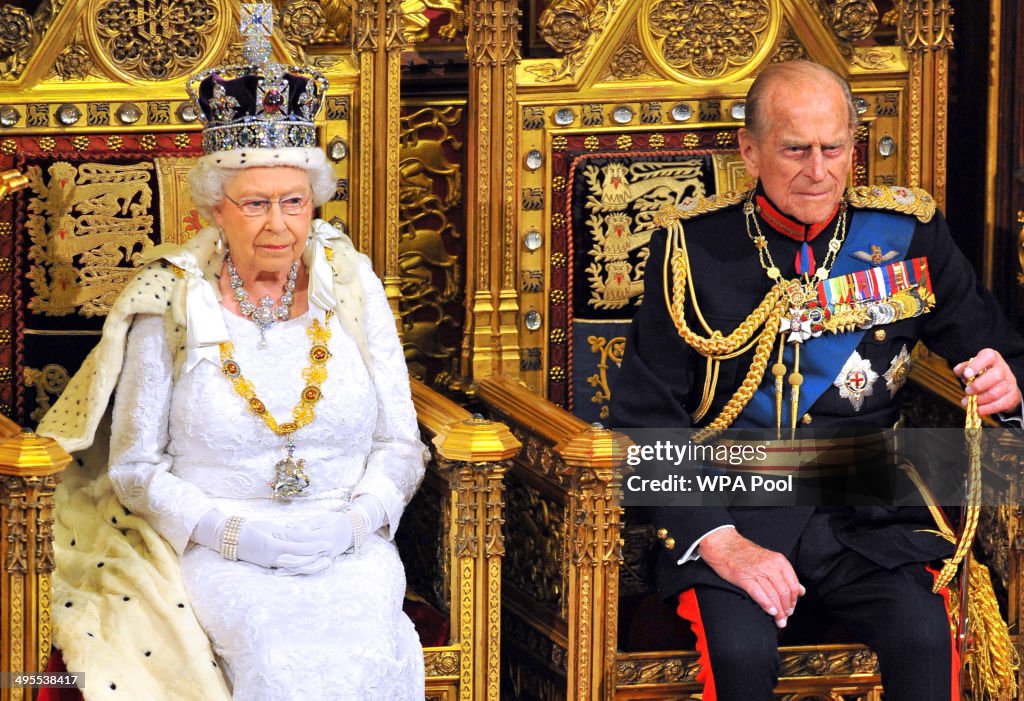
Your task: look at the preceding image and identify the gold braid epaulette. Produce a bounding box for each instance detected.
[844,185,936,223]
[653,190,748,227]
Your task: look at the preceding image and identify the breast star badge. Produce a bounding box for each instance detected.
[834,351,879,412]
[883,344,913,397]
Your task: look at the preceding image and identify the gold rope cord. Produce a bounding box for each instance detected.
[933,391,982,591]
[663,221,787,438]
[665,222,785,357]
[692,356,718,423]
[692,309,782,443]
[680,222,761,424]
[901,393,1018,700]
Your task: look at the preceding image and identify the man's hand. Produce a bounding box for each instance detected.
[698,528,804,628]
[953,348,1022,417]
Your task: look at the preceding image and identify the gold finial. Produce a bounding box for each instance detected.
[0,169,28,201]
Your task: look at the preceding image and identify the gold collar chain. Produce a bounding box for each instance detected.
[662,194,850,441]
[743,191,848,291]
[219,311,333,499]
[743,194,850,437]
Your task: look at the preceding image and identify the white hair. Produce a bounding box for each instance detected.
[188,147,337,221]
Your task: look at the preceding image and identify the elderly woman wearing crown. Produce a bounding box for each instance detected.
[36,30,426,701]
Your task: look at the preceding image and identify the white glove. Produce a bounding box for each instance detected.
[294,511,354,559]
[281,495,388,559]
[191,509,332,574]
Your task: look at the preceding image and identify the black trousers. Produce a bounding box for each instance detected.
[675,511,957,701]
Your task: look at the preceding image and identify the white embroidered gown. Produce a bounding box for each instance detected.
[107,263,426,701]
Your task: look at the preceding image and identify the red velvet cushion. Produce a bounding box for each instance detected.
[403,598,450,647]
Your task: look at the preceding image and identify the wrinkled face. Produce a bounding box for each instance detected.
[212,166,312,277]
[738,79,854,225]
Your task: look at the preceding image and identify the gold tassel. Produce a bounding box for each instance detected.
[962,556,1019,700]
[904,383,1017,698]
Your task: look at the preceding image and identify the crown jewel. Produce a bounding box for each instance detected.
[185,3,328,156]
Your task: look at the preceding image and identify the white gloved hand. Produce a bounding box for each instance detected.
[237,521,333,574]
[281,495,387,559]
[191,509,332,574]
[283,510,355,559]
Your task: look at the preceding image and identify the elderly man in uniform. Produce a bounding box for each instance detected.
[609,60,1024,700]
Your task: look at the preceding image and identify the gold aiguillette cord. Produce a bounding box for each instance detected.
[789,343,802,440]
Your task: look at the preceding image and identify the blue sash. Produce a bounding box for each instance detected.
[733,211,916,429]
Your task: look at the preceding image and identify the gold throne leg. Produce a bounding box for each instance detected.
[0,416,71,701]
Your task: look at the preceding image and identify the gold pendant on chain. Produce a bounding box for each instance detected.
[270,438,310,500]
[219,313,333,501]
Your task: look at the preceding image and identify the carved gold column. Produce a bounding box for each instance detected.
[464,1,522,380]
[0,417,71,701]
[354,0,406,316]
[900,0,953,210]
[434,415,519,701]
[555,426,629,701]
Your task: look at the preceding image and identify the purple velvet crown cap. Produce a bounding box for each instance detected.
[197,72,314,126]
[186,61,327,156]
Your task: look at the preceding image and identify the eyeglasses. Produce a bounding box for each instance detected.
[223,193,311,217]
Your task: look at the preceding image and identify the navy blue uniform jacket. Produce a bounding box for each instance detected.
[608,189,1024,598]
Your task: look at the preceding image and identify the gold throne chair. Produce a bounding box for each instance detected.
[0,3,512,700]
[462,1,1022,699]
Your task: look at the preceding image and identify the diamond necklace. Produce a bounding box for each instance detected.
[226,253,299,348]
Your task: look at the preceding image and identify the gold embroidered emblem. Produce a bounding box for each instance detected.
[845,185,937,223]
[653,189,748,227]
[852,244,900,267]
[155,156,209,244]
[586,335,626,419]
[22,363,70,423]
[25,161,155,317]
[582,160,709,309]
